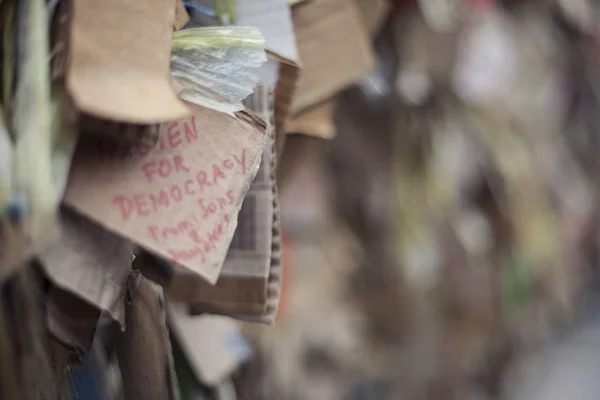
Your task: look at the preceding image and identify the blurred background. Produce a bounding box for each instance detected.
[234,1,600,399]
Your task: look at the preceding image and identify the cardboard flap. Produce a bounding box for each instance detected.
[273,59,300,154]
[39,208,133,327]
[291,0,375,114]
[63,104,267,283]
[117,275,179,400]
[67,0,189,123]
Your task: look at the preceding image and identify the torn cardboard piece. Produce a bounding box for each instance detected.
[169,303,252,387]
[167,86,282,323]
[273,57,300,155]
[287,100,336,139]
[39,207,133,327]
[67,0,189,123]
[117,274,179,400]
[290,0,376,114]
[63,104,267,283]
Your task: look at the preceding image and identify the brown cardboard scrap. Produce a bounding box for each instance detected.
[67,0,189,123]
[168,303,251,386]
[117,274,179,400]
[166,86,282,323]
[39,208,133,327]
[273,58,300,154]
[174,0,190,30]
[287,100,336,139]
[290,0,375,114]
[63,104,267,283]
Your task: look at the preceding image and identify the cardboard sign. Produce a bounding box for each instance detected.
[67,0,189,123]
[167,87,282,323]
[64,105,267,283]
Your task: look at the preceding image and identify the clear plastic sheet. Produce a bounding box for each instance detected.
[171,27,267,115]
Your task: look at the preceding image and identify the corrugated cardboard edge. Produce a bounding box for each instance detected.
[186,118,282,324]
[254,117,282,323]
[187,193,282,323]
[269,51,301,160]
